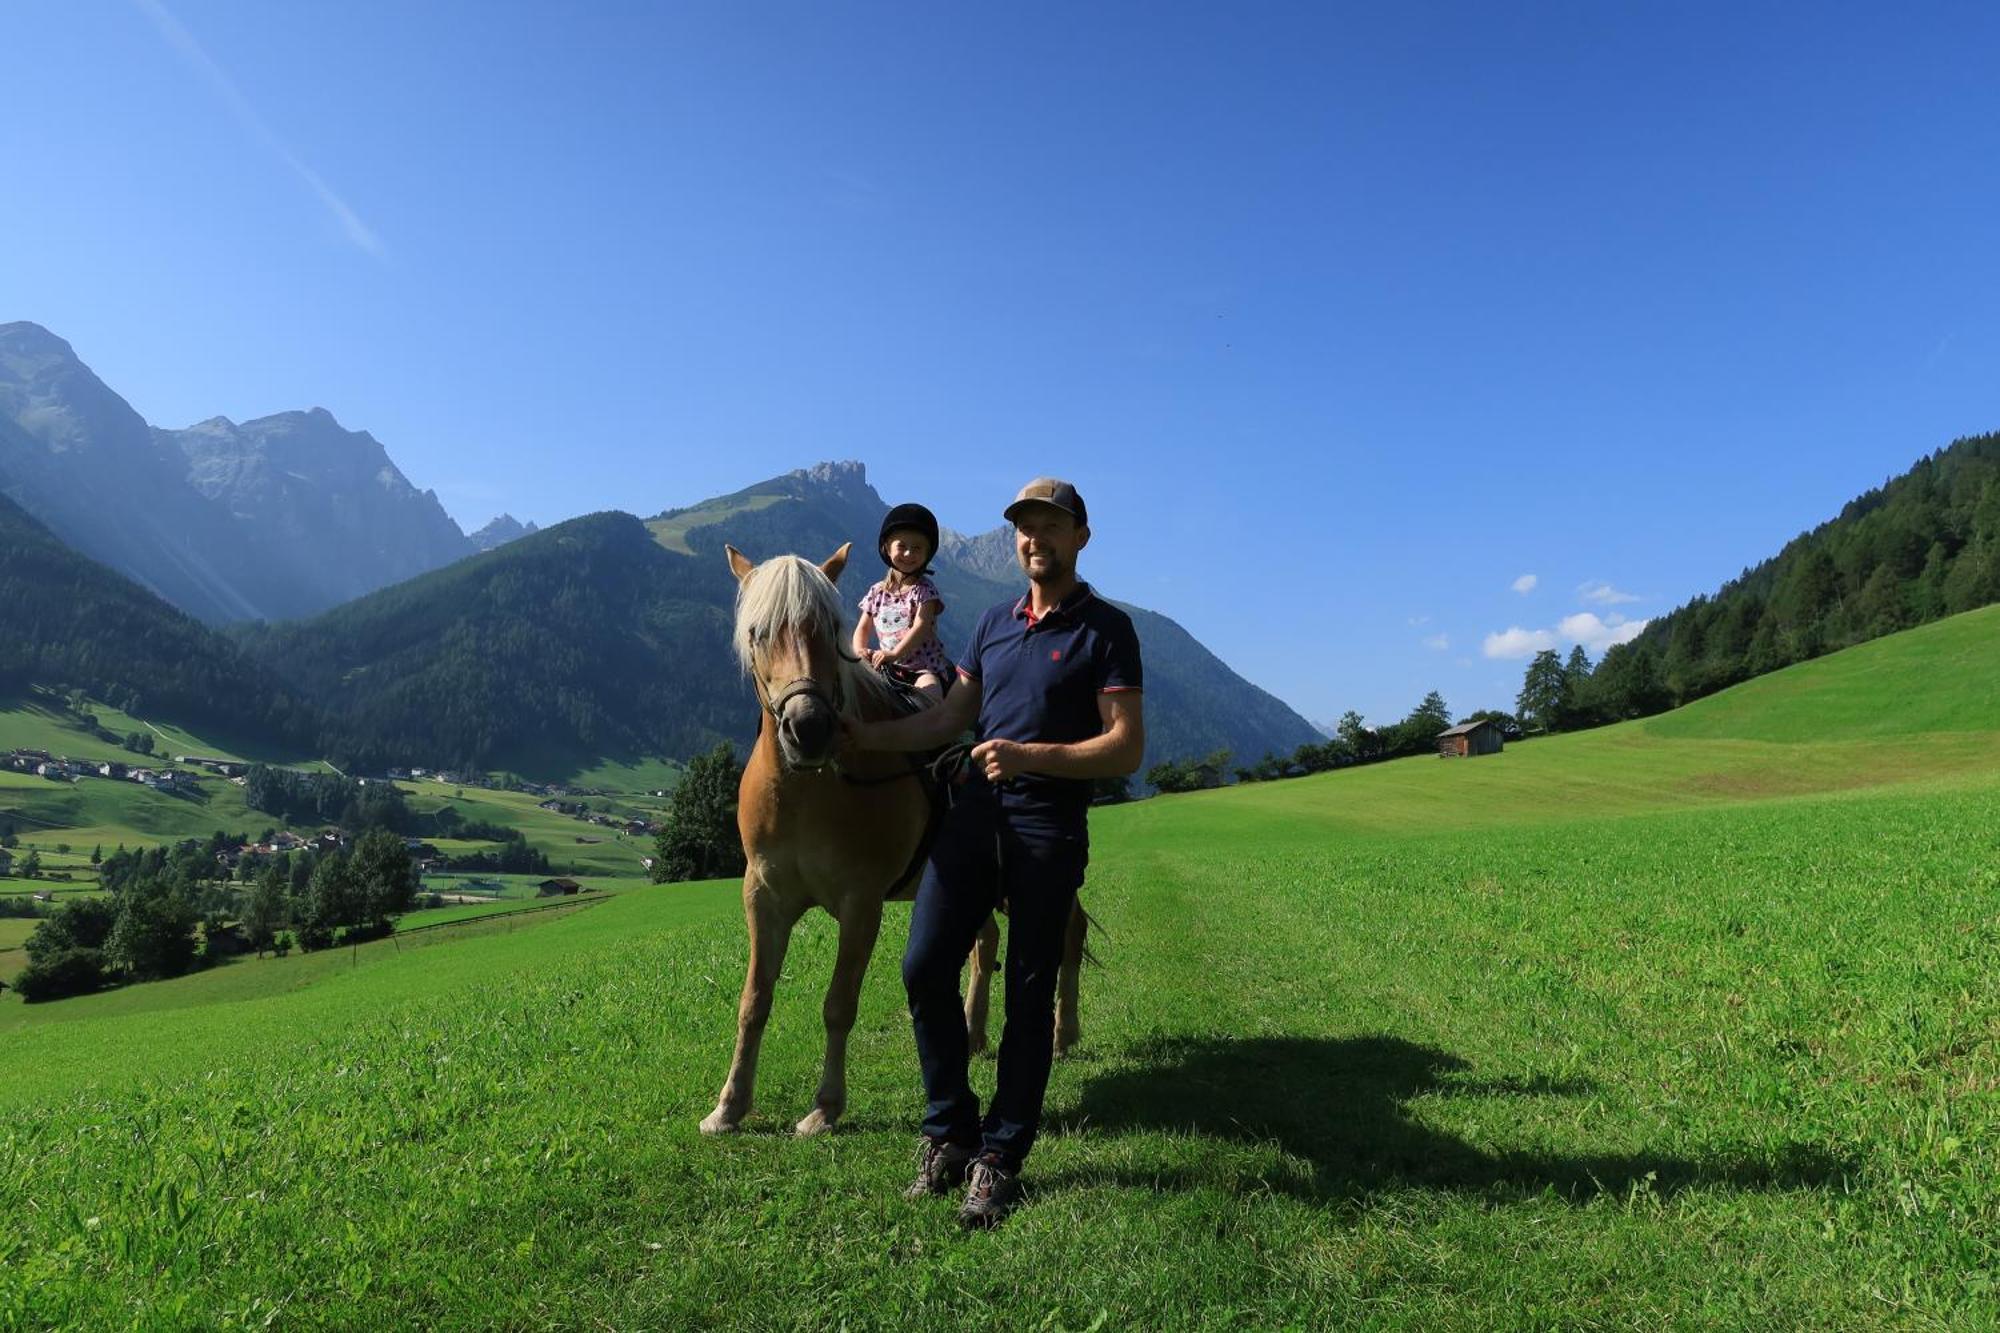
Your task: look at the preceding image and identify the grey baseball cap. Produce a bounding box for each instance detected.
[1003,477,1089,526]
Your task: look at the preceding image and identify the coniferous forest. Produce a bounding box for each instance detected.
[0,491,322,752]
[1571,432,2000,727]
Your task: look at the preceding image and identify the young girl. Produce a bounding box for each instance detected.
[854,502,952,703]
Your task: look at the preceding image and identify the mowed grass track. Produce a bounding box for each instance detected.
[5,610,2000,1328]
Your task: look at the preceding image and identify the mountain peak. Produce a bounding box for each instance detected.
[794,459,867,487]
[471,513,539,550]
[0,321,76,359]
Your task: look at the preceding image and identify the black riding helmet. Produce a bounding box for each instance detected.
[878,502,940,571]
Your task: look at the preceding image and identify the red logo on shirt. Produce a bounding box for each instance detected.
[1049,649,1062,662]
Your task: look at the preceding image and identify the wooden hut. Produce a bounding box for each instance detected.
[1436,719,1504,759]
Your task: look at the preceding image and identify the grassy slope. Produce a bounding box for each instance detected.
[0,691,314,769]
[644,491,787,555]
[4,609,2000,1327]
[396,780,658,877]
[0,917,32,982]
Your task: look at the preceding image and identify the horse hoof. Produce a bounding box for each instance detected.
[794,1107,841,1137]
[700,1109,745,1136]
[1054,1030,1080,1060]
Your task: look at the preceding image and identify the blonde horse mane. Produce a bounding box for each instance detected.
[732,554,903,718]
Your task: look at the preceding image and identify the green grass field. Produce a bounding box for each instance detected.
[0,688,332,771]
[4,608,1999,1327]
[0,917,34,986]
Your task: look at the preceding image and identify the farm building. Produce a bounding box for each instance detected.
[537,877,584,896]
[1436,719,1504,758]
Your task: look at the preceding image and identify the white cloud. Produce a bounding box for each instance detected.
[1422,633,1450,651]
[1558,612,1650,654]
[1483,613,1651,659]
[1406,614,1432,627]
[135,0,384,257]
[1578,580,1641,606]
[1482,626,1558,659]
[1511,574,1538,594]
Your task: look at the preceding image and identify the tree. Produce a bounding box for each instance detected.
[1516,650,1571,734]
[242,862,287,956]
[1091,774,1132,804]
[302,854,361,945]
[1561,647,1595,728]
[1395,691,1452,754]
[1943,535,2000,614]
[90,844,102,866]
[1145,749,1231,795]
[18,850,40,880]
[25,896,118,962]
[350,828,418,927]
[652,742,747,883]
[105,881,199,981]
[1459,708,1523,739]
[13,948,108,1003]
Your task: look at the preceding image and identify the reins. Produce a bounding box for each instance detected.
[836,741,972,789]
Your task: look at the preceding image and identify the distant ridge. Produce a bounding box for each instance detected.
[240,462,1322,778]
[0,321,474,623]
[470,514,539,550]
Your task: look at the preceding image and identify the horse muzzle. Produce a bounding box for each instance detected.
[766,677,841,772]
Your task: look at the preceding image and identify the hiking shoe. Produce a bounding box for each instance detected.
[903,1136,974,1200]
[957,1155,1022,1229]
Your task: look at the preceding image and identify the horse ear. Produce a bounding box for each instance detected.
[820,542,852,584]
[725,545,755,582]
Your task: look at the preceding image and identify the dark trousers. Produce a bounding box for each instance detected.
[902,790,1087,1172]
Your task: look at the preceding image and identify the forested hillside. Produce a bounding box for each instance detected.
[1580,432,2000,722]
[233,512,742,777]
[0,491,321,750]
[237,463,1320,780]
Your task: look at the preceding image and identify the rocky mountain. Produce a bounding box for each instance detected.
[0,321,473,623]
[161,409,474,614]
[937,524,1021,582]
[242,461,1322,780]
[0,322,288,623]
[470,514,539,550]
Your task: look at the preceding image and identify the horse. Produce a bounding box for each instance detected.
[701,543,1091,1137]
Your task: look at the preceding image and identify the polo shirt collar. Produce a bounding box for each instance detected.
[1013,581,1096,627]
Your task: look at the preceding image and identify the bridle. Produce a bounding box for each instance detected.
[749,639,967,787]
[748,617,855,773]
[760,675,846,724]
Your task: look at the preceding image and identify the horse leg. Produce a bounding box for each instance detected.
[701,882,795,1135]
[1053,897,1087,1058]
[796,901,884,1136]
[963,913,1000,1055]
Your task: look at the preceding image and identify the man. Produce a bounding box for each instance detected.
[849,477,1146,1228]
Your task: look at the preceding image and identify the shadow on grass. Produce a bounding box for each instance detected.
[1048,1035,1852,1205]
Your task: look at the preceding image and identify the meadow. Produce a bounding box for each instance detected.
[3,608,1998,1328]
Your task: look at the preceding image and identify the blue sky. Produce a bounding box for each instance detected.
[6,3,1999,729]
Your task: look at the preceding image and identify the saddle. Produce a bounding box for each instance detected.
[854,667,971,900]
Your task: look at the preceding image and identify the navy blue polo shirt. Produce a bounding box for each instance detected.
[956,582,1143,822]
